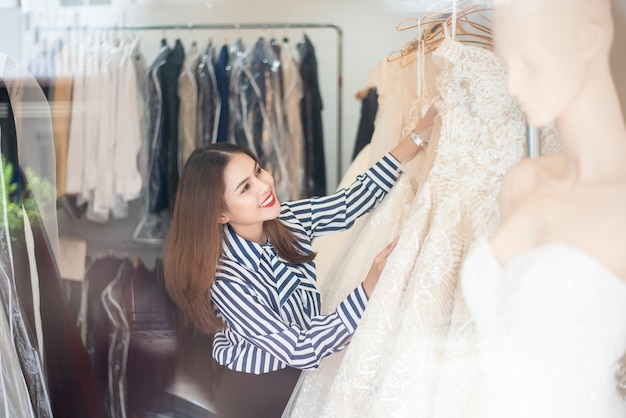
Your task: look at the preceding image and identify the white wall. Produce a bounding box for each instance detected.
[0,8,24,63]
[17,0,434,189]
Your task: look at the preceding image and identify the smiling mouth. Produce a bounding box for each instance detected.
[260,192,275,208]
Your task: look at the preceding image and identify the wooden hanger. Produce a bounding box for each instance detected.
[387,2,493,66]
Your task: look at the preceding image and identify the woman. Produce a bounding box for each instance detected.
[461,0,626,416]
[163,105,436,418]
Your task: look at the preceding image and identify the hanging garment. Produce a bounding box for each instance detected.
[351,88,378,161]
[132,39,151,192]
[101,260,132,418]
[3,52,107,417]
[284,38,561,418]
[279,37,305,200]
[87,41,121,222]
[462,237,626,418]
[0,115,50,418]
[124,260,177,417]
[0,260,39,418]
[283,49,438,417]
[178,41,200,166]
[297,34,326,197]
[227,38,250,148]
[0,85,38,335]
[65,39,87,197]
[59,38,144,222]
[305,50,437,296]
[114,38,144,205]
[80,41,104,214]
[196,41,220,147]
[240,37,290,202]
[29,213,109,418]
[147,38,185,214]
[214,43,230,143]
[51,41,73,198]
[86,256,125,405]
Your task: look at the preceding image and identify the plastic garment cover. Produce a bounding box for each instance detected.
[134,40,184,243]
[196,41,220,147]
[1,53,59,262]
[227,38,251,148]
[101,261,131,418]
[0,53,53,418]
[146,39,184,215]
[238,38,290,202]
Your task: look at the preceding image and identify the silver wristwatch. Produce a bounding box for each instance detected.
[409,131,426,148]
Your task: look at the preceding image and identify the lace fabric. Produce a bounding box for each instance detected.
[324,38,527,418]
[284,39,561,418]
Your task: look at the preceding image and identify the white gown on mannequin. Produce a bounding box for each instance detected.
[461,237,626,417]
[285,38,561,417]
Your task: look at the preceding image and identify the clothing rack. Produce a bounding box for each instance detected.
[36,21,345,179]
[526,124,540,158]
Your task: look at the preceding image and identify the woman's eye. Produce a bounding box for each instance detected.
[255,167,262,176]
[241,184,250,193]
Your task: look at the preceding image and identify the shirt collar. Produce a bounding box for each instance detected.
[222,224,265,271]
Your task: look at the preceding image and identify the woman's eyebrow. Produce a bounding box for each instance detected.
[234,162,258,192]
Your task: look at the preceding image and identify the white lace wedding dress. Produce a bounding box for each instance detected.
[284,38,561,418]
[461,237,626,417]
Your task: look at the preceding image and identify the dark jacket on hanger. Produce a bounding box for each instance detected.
[147,39,185,214]
[352,87,379,160]
[214,44,230,143]
[297,34,327,197]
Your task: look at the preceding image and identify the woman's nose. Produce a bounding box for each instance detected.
[253,175,272,193]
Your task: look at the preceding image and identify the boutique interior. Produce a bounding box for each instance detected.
[1,0,626,417]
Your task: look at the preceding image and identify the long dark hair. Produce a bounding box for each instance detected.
[163,143,316,334]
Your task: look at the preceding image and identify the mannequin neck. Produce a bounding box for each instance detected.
[555,64,626,181]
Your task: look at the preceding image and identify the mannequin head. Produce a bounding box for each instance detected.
[493,0,614,126]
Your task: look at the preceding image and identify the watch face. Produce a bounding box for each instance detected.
[410,132,424,147]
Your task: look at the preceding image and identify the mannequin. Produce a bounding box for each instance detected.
[460,0,626,416]
[490,0,626,273]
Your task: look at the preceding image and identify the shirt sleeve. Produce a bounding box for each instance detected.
[211,278,369,371]
[284,153,401,238]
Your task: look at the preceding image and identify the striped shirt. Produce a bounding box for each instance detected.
[211,153,401,374]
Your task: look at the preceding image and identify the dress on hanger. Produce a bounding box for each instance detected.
[285,38,561,417]
[461,237,626,417]
[308,49,438,293]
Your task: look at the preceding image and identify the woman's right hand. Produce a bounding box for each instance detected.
[411,103,438,144]
[362,236,399,297]
[389,103,438,163]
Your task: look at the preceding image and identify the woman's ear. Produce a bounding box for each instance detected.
[217,212,229,224]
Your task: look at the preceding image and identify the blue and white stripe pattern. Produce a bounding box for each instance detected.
[211,154,401,373]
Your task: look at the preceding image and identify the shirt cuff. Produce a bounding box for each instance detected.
[364,153,402,192]
[336,284,369,334]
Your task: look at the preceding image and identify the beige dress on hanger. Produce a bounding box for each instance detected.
[283,45,440,418]
[285,37,561,418]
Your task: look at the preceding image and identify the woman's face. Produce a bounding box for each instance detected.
[220,152,281,240]
[494,3,587,127]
